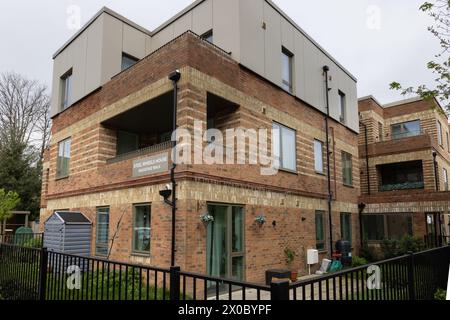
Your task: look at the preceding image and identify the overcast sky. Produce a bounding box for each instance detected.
[0,0,441,105]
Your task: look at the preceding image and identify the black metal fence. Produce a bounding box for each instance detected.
[0,243,449,301]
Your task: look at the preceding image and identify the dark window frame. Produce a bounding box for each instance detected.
[121,52,139,71]
[56,138,71,179]
[132,203,152,255]
[60,68,73,111]
[281,47,294,93]
[95,207,110,257]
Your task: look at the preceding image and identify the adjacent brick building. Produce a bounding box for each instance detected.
[41,1,360,283]
[358,96,450,253]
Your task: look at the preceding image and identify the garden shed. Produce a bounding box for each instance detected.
[44,211,92,256]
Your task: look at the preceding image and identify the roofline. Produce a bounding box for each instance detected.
[52,1,358,82]
[52,7,152,59]
[358,95,383,107]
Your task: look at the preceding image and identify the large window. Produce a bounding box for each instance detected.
[121,53,139,71]
[341,151,353,186]
[132,204,151,254]
[338,91,346,124]
[340,213,352,243]
[362,214,413,241]
[95,207,110,257]
[281,47,293,93]
[378,160,424,191]
[60,69,73,110]
[272,123,296,172]
[206,205,244,282]
[57,138,71,179]
[391,120,421,140]
[437,121,443,146]
[314,140,324,173]
[315,211,326,251]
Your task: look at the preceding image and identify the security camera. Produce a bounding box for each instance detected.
[159,189,172,201]
[165,183,172,191]
[168,70,181,82]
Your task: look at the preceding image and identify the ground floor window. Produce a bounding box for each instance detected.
[132,204,151,254]
[362,213,413,241]
[95,207,110,257]
[315,211,326,251]
[340,212,352,243]
[206,204,245,282]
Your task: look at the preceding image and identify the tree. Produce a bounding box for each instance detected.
[0,189,20,233]
[0,72,50,220]
[0,72,51,161]
[390,1,450,110]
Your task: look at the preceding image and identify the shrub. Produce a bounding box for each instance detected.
[351,256,368,267]
[434,288,446,300]
[359,244,377,262]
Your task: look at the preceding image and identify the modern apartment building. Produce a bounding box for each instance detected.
[41,0,360,283]
[358,96,450,252]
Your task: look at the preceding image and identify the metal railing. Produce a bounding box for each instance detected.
[0,244,449,301]
[289,246,450,300]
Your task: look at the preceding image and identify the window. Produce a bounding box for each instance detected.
[447,132,450,152]
[315,211,326,251]
[117,131,139,156]
[201,30,213,44]
[378,122,383,141]
[341,151,353,186]
[272,123,296,171]
[314,140,324,173]
[391,120,421,140]
[60,69,73,110]
[444,168,448,191]
[338,91,346,124]
[281,47,293,93]
[121,53,139,71]
[132,204,151,254]
[95,207,110,257]
[340,213,352,243]
[57,138,71,178]
[362,214,413,241]
[437,121,443,146]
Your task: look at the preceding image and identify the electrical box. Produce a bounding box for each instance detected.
[307,249,319,265]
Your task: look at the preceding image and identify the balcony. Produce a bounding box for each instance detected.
[360,134,433,158]
[378,160,425,192]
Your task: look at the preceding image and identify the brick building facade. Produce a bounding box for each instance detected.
[358,96,450,254]
[41,2,361,284]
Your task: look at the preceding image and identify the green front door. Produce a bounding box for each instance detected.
[206,204,245,282]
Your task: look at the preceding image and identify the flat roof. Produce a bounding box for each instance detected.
[52,1,357,81]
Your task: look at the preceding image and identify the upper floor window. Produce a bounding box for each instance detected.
[314,139,324,173]
[341,151,353,186]
[272,122,296,172]
[437,121,443,146]
[57,138,71,179]
[121,53,139,71]
[60,69,73,110]
[391,120,421,140]
[447,132,449,152]
[281,47,293,93]
[338,91,346,124]
[378,122,383,141]
[117,130,139,156]
[444,168,449,191]
[201,30,213,44]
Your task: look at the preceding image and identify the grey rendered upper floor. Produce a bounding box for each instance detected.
[50,0,359,132]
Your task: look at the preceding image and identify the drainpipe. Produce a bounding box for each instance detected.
[323,66,333,258]
[169,70,181,267]
[433,151,439,191]
[360,121,371,195]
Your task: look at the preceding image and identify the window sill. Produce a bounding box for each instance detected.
[343,183,354,188]
[56,175,69,181]
[315,171,326,176]
[131,252,150,258]
[279,168,298,175]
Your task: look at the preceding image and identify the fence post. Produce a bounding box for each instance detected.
[170,266,181,301]
[270,280,290,300]
[407,251,416,301]
[38,248,48,301]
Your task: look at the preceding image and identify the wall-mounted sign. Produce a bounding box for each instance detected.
[132,153,169,177]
